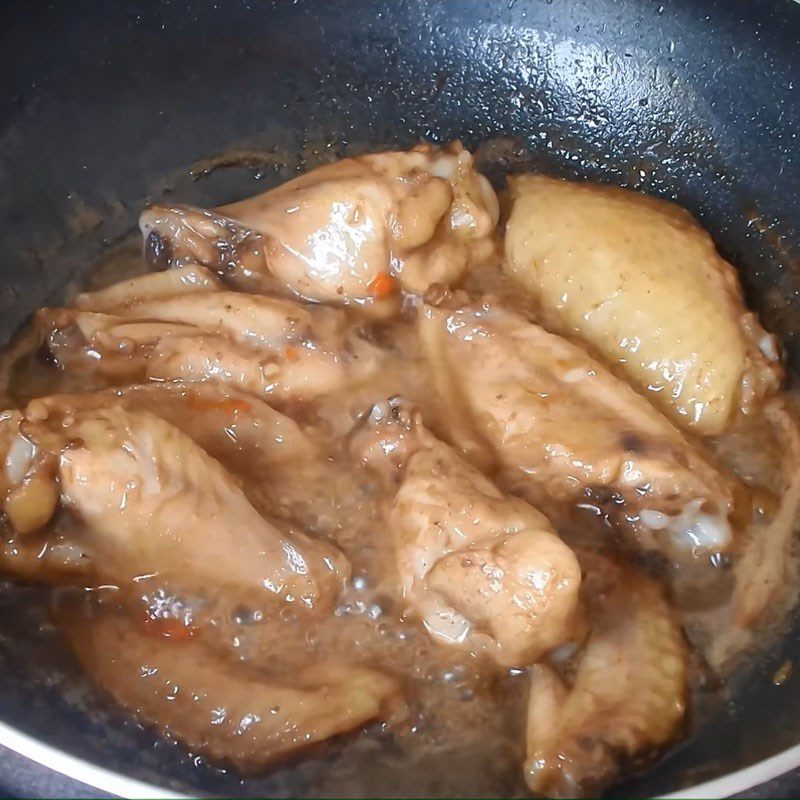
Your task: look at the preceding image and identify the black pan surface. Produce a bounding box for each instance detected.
[0,1,799,796]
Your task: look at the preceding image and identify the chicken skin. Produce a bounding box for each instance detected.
[139,143,499,312]
[504,175,781,436]
[525,554,687,798]
[420,304,739,561]
[19,383,328,526]
[63,608,401,769]
[39,291,382,401]
[0,403,349,613]
[349,397,582,667]
[74,263,222,313]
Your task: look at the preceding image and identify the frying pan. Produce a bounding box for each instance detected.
[0,0,799,796]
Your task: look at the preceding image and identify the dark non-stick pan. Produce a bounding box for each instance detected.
[1,1,799,796]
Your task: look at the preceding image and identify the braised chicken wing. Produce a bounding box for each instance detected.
[504,175,780,435]
[525,554,687,798]
[0,403,348,612]
[21,383,327,525]
[39,291,382,401]
[420,303,739,561]
[139,143,498,312]
[349,397,583,667]
[63,609,401,769]
[75,263,222,312]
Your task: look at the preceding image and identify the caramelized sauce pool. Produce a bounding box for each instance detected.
[0,233,797,797]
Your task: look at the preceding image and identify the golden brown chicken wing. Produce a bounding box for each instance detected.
[20,383,327,526]
[74,263,222,313]
[504,175,780,436]
[0,403,349,613]
[62,608,400,769]
[38,291,382,401]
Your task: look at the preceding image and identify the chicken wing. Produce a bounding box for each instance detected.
[731,401,800,627]
[114,291,315,349]
[525,555,687,798]
[0,404,349,612]
[420,304,739,561]
[74,263,222,313]
[25,383,333,529]
[139,142,498,312]
[62,608,400,769]
[504,175,780,436]
[38,291,382,401]
[349,397,582,667]
[28,383,315,464]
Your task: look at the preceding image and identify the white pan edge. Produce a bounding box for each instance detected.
[0,719,188,799]
[660,741,800,799]
[0,714,798,799]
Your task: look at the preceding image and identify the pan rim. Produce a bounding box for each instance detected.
[659,741,800,799]
[0,713,798,800]
[0,718,188,799]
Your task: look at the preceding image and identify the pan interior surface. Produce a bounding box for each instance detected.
[0,0,799,796]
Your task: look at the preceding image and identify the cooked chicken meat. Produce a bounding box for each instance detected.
[350,397,583,667]
[139,143,498,311]
[504,175,781,436]
[420,304,739,560]
[21,383,327,524]
[731,402,800,626]
[525,554,687,798]
[39,292,381,400]
[75,263,222,312]
[116,291,319,349]
[63,609,401,769]
[0,403,349,612]
[49,383,314,465]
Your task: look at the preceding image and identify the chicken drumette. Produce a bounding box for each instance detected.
[139,142,499,313]
[349,397,583,667]
[0,402,348,614]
